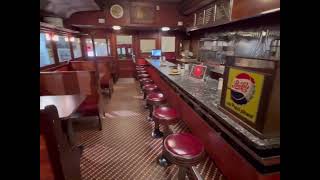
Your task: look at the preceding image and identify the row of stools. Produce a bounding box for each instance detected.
[135,65,205,180]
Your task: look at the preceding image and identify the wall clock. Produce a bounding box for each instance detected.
[110,4,124,19]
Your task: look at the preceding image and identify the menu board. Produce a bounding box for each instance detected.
[223,68,264,123]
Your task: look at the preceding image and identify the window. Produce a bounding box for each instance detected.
[40,33,55,67]
[116,35,133,60]
[56,35,72,62]
[161,36,176,52]
[94,38,108,56]
[85,38,94,57]
[72,38,82,58]
[140,39,156,53]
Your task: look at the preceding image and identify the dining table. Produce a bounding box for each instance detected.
[40,94,86,147]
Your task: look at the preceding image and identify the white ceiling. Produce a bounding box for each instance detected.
[40,0,100,18]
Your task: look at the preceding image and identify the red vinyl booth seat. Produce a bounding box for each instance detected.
[76,95,99,116]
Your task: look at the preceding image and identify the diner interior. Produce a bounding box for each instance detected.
[40,0,280,180]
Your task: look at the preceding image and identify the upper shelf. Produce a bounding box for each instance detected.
[186,8,280,32]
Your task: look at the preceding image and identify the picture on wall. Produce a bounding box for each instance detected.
[130,2,155,24]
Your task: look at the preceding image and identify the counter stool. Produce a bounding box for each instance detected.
[139,78,153,86]
[163,133,205,180]
[136,67,146,71]
[142,84,159,100]
[146,92,166,121]
[137,70,147,74]
[152,106,179,138]
[137,73,150,80]
[135,70,148,80]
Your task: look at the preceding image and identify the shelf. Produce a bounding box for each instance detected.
[187,8,280,32]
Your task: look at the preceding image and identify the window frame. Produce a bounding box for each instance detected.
[55,35,72,62]
[40,28,83,69]
[72,37,83,59]
[85,36,112,58]
[116,34,133,60]
[40,32,56,67]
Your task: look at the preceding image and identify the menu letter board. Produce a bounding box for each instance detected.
[190,65,207,80]
[224,68,264,123]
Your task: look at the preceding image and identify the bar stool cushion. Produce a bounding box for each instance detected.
[76,96,99,116]
[136,67,145,70]
[137,70,147,74]
[153,106,179,125]
[164,133,204,166]
[139,78,153,84]
[142,84,158,92]
[138,74,150,79]
[147,92,166,105]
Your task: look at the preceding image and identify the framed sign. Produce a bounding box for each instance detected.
[223,67,264,124]
[130,2,155,24]
[190,64,207,80]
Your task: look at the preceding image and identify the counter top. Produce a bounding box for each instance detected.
[146,59,280,151]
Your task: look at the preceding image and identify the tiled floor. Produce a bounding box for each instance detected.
[74,78,226,180]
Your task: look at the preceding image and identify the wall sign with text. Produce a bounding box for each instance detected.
[224,68,264,123]
[190,64,207,80]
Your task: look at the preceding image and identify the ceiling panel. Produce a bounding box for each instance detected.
[40,0,100,18]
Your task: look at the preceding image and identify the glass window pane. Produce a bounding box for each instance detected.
[40,33,55,67]
[56,35,72,62]
[94,39,108,56]
[107,38,111,55]
[72,38,82,58]
[121,47,126,55]
[86,38,94,57]
[116,35,132,60]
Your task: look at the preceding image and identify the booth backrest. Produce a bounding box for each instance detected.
[40,71,98,96]
[41,63,72,72]
[69,61,96,71]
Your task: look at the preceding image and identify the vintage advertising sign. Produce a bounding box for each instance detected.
[224,68,264,123]
[190,64,207,80]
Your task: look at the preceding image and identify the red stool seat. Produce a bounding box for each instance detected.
[147,92,166,105]
[138,73,150,79]
[137,70,147,74]
[153,106,179,125]
[76,96,98,114]
[139,78,153,84]
[136,65,146,68]
[164,133,204,166]
[142,84,158,92]
[136,68,145,71]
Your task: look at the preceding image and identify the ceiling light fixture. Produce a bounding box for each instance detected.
[52,35,59,42]
[161,27,170,31]
[70,37,75,42]
[45,33,51,41]
[112,25,121,30]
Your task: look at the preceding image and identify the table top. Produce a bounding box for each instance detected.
[40,95,86,118]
